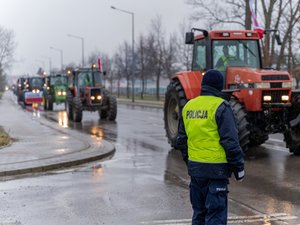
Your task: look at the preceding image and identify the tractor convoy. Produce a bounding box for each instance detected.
[164,29,300,155]
[13,64,117,123]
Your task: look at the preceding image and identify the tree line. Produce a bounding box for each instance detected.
[1,0,300,96]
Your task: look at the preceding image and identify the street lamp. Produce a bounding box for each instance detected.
[67,34,85,67]
[41,56,52,75]
[111,5,135,103]
[50,46,64,72]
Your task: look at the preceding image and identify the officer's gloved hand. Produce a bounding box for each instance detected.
[234,169,245,182]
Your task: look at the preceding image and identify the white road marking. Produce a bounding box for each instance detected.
[140,213,298,224]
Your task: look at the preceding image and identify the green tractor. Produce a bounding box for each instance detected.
[43,74,68,110]
[66,65,117,122]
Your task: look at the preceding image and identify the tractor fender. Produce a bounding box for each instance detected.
[173,71,202,100]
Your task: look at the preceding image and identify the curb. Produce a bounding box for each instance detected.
[0,144,115,177]
[0,92,116,177]
[117,98,164,108]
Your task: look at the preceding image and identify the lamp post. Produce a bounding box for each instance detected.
[50,46,64,72]
[41,56,52,75]
[111,5,135,103]
[67,34,85,67]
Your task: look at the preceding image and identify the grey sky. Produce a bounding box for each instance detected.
[0,0,191,75]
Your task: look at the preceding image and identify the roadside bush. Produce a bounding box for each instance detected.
[0,127,10,147]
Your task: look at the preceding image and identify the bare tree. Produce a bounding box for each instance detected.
[113,41,132,98]
[186,0,250,29]
[163,33,179,79]
[0,26,16,70]
[175,20,193,71]
[0,26,16,91]
[147,15,166,101]
[136,34,148,99]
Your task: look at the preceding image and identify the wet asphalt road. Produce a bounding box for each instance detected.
[0,102,300,225]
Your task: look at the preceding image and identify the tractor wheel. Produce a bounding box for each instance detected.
[44,97,48,110]
[229,99,250,153]
[284,129,300,155]
[47,96,53,111]
[107,95,117,121]
[72,96,83,122]
[285,95,300,155]
[99,109,108,120]
[66,92,74,121]
[164,79,187,148]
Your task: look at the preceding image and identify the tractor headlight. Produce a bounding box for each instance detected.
[97,95,102,100]
[282,82,292,88]
[57,91,62,96]
[281,95,289,101]
[91,96,95,100]
[263,95,272,101]
[62,91,66,96]
[256,82,270,88]
[33,89,40,93]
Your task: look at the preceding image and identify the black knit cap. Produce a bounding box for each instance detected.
[201,69,224,91]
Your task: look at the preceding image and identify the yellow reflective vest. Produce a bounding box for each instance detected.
[182,96,227,163]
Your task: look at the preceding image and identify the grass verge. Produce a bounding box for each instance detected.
[0,127,10,147]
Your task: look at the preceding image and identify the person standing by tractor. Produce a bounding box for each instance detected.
[176,69,245,225]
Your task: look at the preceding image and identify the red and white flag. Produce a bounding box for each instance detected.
[249,0,264,39]
[98,57,102,72]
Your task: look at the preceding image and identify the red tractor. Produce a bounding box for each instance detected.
[164,29,300,154]
[66,65,117,122]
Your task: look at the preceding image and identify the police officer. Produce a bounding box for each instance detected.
[176,69,245,225]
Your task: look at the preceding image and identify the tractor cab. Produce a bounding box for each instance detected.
[189,30,262,74]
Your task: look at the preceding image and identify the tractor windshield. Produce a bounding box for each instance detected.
[213,40,260,72]
[78,71,102,87]
[28,77,44,88]
[50,76,67,85]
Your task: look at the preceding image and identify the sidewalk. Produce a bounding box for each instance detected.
[0,91,115,177]
[117,97,164,108]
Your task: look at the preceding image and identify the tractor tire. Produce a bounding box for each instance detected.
[285,95,300,155]
[47,96,53,111]
[107,95,117,121]
[43,97,48,110]
[99,109,108,120]
[284,129,300,155]
[229,99,250,153]
[66,92,74,121]
[72,96,83,122]
[164,79,187,148]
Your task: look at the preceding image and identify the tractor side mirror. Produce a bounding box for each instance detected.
[275,34,282,45]
[185,32,194,45]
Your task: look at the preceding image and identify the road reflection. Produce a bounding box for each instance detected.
[57,111,68,128]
